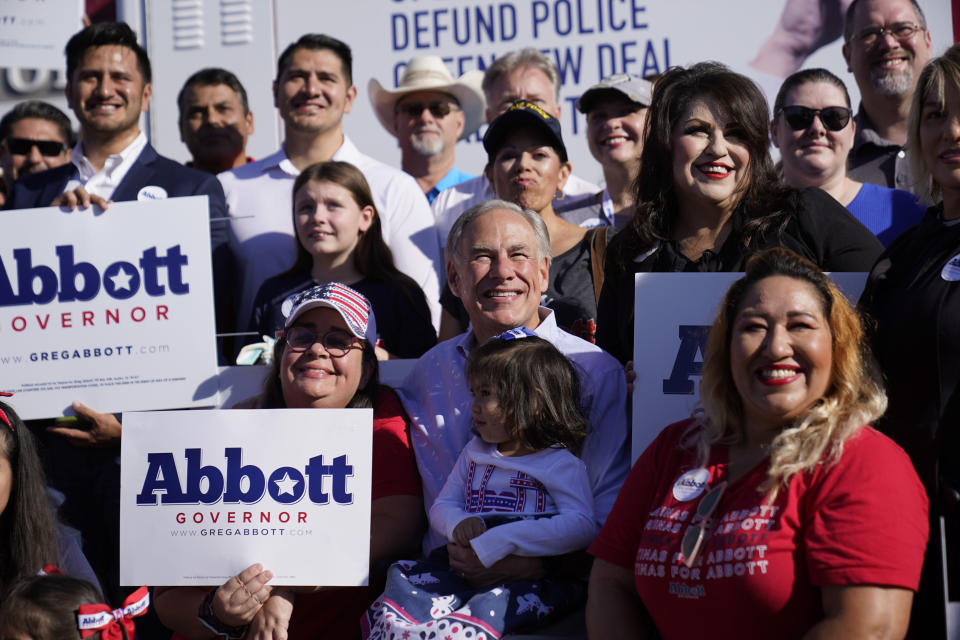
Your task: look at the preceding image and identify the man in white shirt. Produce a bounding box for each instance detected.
[432,48,599,247]
[219,34,442,335]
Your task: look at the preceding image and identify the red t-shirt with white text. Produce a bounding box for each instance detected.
[589,420,928,640]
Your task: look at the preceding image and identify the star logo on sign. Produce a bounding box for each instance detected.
[109,266,134,292]
[274,472,300,496]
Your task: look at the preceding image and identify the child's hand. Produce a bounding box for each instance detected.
[247,590,294,640]
[452,517,486,546]
[213,563,274,626]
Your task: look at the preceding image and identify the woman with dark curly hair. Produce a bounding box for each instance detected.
[596,62,882,365]
[588,248,928,639]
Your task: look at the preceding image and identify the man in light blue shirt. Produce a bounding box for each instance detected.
[398,199,629,583]
[369,56,484,204]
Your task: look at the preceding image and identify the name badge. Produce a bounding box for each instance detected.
[137,185,168,201]
[941,253,960,282]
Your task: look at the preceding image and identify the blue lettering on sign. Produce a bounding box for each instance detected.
[597,38,670,79]
[136,448,355,506]
[0,245,190,307]
[662,325,710,395]
[391,4,517,51]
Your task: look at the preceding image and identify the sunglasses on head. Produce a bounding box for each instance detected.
[680,480,727,568]
[5,137,66,157]
[779,106,852,132]
[397,101,458,119]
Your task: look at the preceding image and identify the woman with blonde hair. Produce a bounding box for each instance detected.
[587,248,928,639]
[859,42,960,638]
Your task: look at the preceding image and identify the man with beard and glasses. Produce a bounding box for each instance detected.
[842,0,932,194]
[368,56,484,204]
[0,101,71,208]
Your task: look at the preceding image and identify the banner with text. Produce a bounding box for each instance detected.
[0,0,84,71]
[120,408,373,586]
[631,272,868,462]
[0,197,218,419]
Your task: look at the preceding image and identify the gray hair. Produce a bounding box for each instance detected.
[907,42,960,202]
[482,48,561,102]
[445,199,552,268]
[843,0,927,42]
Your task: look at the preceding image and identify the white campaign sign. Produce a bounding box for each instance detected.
[0,0,84,70]
[0,197,218,419]
[631,272,868,463]
[120,408,373,587]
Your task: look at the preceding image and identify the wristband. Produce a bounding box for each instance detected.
[197,590,248,640]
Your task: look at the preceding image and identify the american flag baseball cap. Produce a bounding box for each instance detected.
[281,282,378,345]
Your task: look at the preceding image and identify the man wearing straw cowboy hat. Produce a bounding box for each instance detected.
[369,57,485,203]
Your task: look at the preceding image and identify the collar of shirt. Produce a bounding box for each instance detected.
[270,135,359,178]
[852,104,902,152]
[455,307,560,359]
[68,131,148,200]
[427,166,474,204]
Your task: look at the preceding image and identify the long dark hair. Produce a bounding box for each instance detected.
[467,336,588,456]
[0,574,105,640]
[285,161,431,325]
[260,335,381,410]
[0,402,60,598]
[610,62,796,273]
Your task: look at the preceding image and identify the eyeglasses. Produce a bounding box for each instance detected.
[284,326,362,357]
[779,105,852,132]
[852,22,924,47]
[396,101,459,119]
[680,480,727,568]
[4,137,66,157]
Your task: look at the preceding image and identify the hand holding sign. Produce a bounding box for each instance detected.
[248,589,294,640]
[46,401,122,447]
[51,185,112,211]
[214,563,274,627]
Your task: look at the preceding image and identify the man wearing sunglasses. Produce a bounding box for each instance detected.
[0,101,72,208]
[368,56,484,204]
[842,0,932,193]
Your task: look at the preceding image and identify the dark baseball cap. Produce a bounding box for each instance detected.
[483,100,568,163]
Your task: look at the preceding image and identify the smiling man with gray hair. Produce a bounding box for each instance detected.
[398,199,628,588]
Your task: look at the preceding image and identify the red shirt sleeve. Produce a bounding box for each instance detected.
[803,427,929,589]
[588,421,690,568]
[371,387,422,501]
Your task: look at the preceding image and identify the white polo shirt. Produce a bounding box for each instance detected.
[218,135,442,331]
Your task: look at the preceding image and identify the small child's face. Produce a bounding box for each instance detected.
[470,383,513,447]
[0,448,11,518]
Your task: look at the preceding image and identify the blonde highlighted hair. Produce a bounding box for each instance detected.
[691,248,886,500]
[908,43,960,203]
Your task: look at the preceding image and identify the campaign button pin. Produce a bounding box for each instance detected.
[941,254,960,282]
[673,467,710,501]
[137,185,168,201]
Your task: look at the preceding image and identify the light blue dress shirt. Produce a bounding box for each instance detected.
[397,308,630,554]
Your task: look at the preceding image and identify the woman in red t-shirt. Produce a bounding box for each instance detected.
[154,283,423,640]
[587,248,929,639]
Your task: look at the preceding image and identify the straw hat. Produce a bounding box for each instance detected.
[368,56,485,140]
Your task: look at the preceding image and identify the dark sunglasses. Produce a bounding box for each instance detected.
[779,105,852,132]
[5,137,66,156]
[284,326,362,357]
[680,480,727,568]
[397,101,459,119]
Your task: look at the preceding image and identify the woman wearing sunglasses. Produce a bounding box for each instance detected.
[771,68,926,247]
[155,283,424,640]
[859,43,960,639]
[596,63,883,365]
[587,248,929,640]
